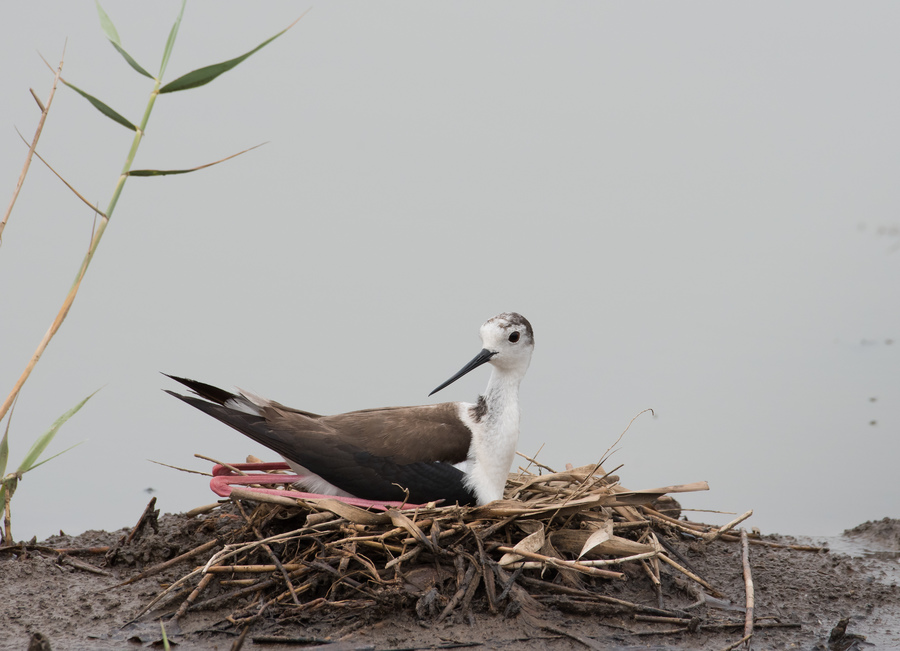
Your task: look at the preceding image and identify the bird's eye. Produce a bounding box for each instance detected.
[508,331,520,343]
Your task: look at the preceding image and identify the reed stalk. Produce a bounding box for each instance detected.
[2,5,302,424]
[0,2,302,540]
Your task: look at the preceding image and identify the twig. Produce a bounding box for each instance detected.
[15,130,106,216]
[107,497,160,564]
[0,543,105,556]
[719,633,753,651]
[702,621,799,632]
[46,546,110,555]
[249,636,332,645]
[235,501,301,605]
[645,513,713,537]
[29,88,45,112]
[633,614,692,624]
[642,506,710,531]
[657,552,724,598]
[356,539,404,555]
[598,408,654,467]
[740,529,754,645]
[55,553,111,576]
[115,538,219,587]
[175,571,216,619]
[718,533,827,552]
[459,558,483,614]
[126,497,159,544]
[474,535,498,613]
[438,560,478,622]
[148,459,212,476]
[191,574,294,611]
[515,446,556,474]
[505,548,660,570]
[204,564,305,573]
[1,46,65,243]
[194,454,249,476]
[517,580,688,618]
[229,624,251,651]
[229,488,302,507]
[541,624,606,650]
[384,546,421,569]
[185,503,221,517]
[495,546,625,580]
[702,510,753,542]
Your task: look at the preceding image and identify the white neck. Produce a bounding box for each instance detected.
[460,367,523,504]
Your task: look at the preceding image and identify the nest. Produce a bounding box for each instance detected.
[122,449,806,647]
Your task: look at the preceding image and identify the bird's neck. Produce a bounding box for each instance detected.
[464,368,522,504]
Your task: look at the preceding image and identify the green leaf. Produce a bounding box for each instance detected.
[159,13,305,94]
[96,2,154,79]
[161,621,170,651]
[0,418,9,479]
[159,0,187,79]
[18,390,98,475]
[127,143,265,177]
[127,168,195,177]
[62,79,137,131]
[23,441,84,474]
[95,1,121,44]
[0,397,18,482]
[110,40,155,80]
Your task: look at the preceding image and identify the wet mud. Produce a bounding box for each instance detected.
[2,512,899,651]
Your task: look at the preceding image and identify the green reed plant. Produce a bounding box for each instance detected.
[0,395,93,544]
[0,2,302,543]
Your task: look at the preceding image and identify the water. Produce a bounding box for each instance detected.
[0,3,898,543]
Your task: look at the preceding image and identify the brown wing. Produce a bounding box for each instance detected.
[263,402,472,464]
[163,375,473,466]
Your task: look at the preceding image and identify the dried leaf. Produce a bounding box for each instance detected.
[577,519,613,559]
[387,510,434,551]
[499,524,545,566]
[313,499,391,525]
[551,530,654,558]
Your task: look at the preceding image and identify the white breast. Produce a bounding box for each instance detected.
[457,396,519,504]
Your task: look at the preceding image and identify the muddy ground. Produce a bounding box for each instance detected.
[2,505,898,651]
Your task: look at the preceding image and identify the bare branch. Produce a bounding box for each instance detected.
[0,44,66,244]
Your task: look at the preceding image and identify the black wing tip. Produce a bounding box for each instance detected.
[162,373,238,405]
[163,388,209,409]
[161,373,198,391]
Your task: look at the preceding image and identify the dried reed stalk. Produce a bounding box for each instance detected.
[1,49,65,243]
[741,528,755,644]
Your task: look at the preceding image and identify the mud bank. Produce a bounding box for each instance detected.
[2,510,898,651]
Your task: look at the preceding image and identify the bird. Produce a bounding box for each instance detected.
[165,312,534,506]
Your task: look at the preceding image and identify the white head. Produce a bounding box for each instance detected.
[478,312,534,377]
[430,312,535,396]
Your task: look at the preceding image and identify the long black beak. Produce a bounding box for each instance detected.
[429,348,497,396]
